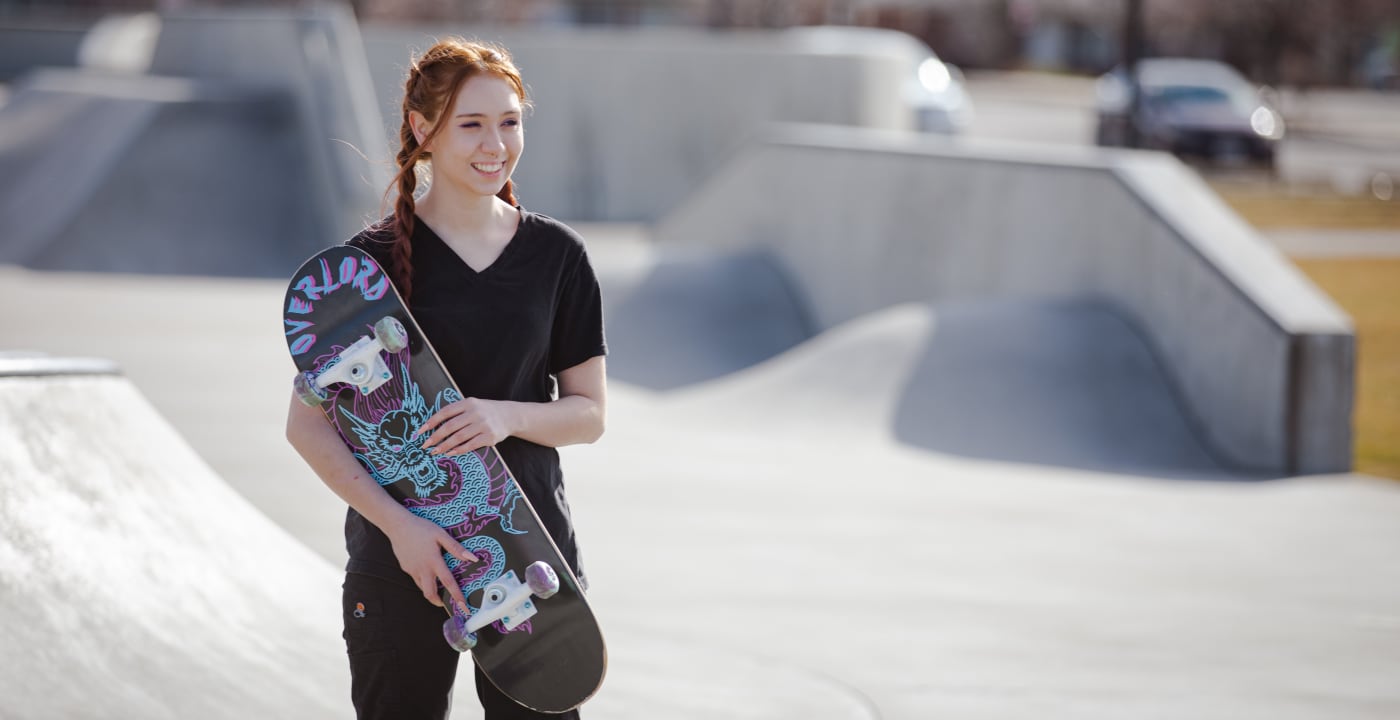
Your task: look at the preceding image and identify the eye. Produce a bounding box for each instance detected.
[459,121,481,129]
[503,118,520,128]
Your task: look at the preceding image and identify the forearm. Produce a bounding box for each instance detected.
[416,356,607,457]
[285,397,413,532]
[286,395,479,608]
[502,393,605,448]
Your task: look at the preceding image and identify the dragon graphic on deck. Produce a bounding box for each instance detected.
[335,353,528,621]
[342,368,455,499]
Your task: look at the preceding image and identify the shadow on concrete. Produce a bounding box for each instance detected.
[600,246,816,391]
[891,298,1237,479]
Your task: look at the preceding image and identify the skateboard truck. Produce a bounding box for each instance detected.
[443,561,561,652]
[293,316,408,405]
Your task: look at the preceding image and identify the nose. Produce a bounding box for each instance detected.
[480,127,506,155]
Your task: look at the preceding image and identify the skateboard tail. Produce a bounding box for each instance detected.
[474,633,608,714]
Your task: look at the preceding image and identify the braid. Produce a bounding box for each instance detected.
[389,122,421,300]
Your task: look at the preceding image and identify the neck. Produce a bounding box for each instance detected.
[415,186,511,234]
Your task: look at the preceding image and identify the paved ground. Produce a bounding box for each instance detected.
[1263,229,1400,257]
[1,223,1398,718]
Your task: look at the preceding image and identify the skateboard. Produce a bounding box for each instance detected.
[283,245,606,713]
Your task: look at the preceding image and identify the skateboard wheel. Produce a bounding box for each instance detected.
[525,561,560,599]
[292,371,328,406]
[443,615,477,653]
[375,316,409,354]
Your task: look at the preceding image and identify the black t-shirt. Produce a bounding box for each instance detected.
[343,208,606,587]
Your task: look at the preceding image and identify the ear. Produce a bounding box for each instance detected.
[409,110,433,148]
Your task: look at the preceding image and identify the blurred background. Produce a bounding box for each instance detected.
[1,1,1398,718]
[1,0,1395,477]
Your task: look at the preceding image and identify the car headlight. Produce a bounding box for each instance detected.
[1250,107,1284,140]
[918,57,951,94]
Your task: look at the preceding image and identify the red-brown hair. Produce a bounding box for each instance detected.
[380,38,527,300]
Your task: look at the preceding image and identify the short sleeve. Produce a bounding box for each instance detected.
[549,247,607,376]
[344,223,395,269]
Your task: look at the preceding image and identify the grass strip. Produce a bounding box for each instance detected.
[1292,258,1400,480]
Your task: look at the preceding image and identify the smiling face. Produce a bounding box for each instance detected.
[413,73,524,200]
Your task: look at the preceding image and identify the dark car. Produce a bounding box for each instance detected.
[1095,58,1284,169]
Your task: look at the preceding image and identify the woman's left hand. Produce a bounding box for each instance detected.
[416,397,515,456]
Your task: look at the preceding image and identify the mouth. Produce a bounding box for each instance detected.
[472,161,506,175]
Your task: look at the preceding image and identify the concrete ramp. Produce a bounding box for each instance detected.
[0,69,322,276]
[0,4,389,278]
[0,71,156,262]
[656,124,1354,475]
[0,365,346,718]
[598,244,815,391]
[892,300,1224,476]
[591,237,1218,475]
[642,294,1222,476]
[0,349,877,720]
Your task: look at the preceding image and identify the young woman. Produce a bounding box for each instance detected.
[285,38,606,720]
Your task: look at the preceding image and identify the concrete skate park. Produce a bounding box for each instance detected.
[2,6,1397,719]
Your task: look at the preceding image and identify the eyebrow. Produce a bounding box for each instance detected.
[454,110,521,118]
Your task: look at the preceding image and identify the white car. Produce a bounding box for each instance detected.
[783,25,974,134]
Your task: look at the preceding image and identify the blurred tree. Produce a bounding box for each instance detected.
[1122,0,1142,147]
[567,0,641,25]
[5,0,1395,86]
[1145,0,1398,86]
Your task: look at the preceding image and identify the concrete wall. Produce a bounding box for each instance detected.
[656,125,1354,475]
[151,4,391,240]
[360,25,916,221]
[0,20,89,81]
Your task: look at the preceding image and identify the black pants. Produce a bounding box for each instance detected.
[342,572,581,720]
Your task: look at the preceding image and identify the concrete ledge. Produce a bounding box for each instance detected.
[655,124,1354,475]
[0,352,119,377]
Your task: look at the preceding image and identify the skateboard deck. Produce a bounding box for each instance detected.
[283,245,606,713]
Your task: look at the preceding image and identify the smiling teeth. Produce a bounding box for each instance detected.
[473,162,504,172]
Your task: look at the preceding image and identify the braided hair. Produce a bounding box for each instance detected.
[379,38,527,300]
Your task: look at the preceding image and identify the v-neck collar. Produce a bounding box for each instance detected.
[416,208,525,277]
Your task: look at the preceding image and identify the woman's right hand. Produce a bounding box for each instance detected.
[287,395,479,612]
[382,511,477,612]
